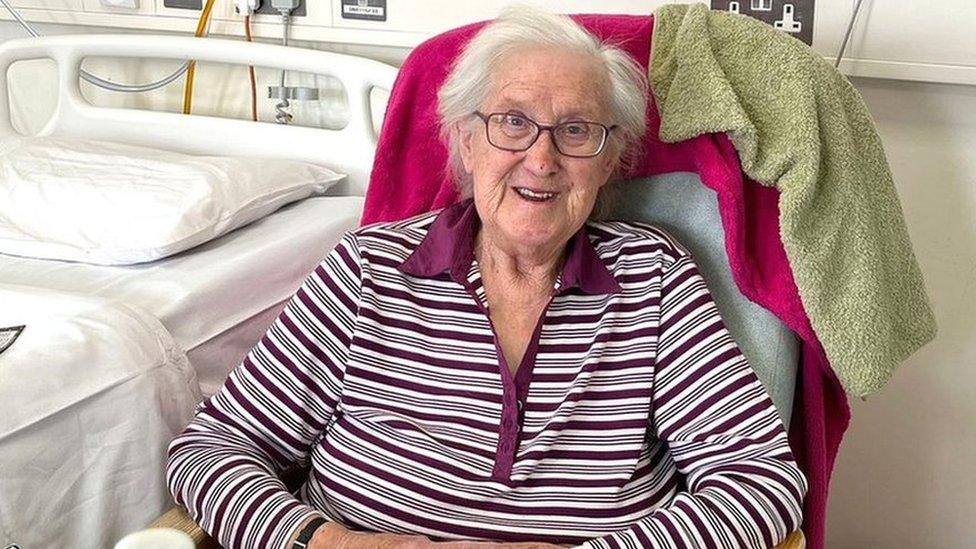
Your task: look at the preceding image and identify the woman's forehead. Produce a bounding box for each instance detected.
[486,51,610,119]
[487,88,604,121]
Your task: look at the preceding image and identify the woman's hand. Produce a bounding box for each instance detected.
[309,523,572,549]
[402,541,571,548]
[308,521,431,548]
[430,541,572,549]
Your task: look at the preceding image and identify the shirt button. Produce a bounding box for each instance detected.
[517,401,524,412]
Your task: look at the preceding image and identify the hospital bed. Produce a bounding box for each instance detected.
[0,34,396,395]
[0,283,202,549]
[0,34,395,548]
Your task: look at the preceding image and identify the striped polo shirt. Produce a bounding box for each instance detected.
[167,199,806,549]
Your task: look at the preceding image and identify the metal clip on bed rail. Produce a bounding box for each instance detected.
[267,84,319,125]
[267,85,319,101]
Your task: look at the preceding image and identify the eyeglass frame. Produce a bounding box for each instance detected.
[473,111,617,158]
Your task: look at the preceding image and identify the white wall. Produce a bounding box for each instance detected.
[1,12,974,549]
[825,77,976,549]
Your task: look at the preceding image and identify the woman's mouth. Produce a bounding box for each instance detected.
[514,187,558,202]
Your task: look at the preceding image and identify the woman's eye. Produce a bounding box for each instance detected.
[559,123,591,139]
[504,115,526,127]
[564,124,587,135]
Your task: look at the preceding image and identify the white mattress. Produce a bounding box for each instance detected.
[0,196,364,393]
[0,284,202,549]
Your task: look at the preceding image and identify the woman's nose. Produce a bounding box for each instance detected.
[523,129,559,176]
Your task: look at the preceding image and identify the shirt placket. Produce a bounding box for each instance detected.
[461,261,559,481]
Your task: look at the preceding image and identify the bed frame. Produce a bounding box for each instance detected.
[0,34,398,196]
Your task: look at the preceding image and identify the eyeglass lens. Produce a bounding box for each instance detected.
[486,113,607,157]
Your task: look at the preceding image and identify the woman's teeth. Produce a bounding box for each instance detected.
[515,187,557,202]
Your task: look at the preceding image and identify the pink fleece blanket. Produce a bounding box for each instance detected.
[362,15,849,549]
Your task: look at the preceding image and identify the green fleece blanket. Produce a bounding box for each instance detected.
[649,3,937,396]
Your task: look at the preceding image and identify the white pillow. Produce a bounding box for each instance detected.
[0,136,345,265]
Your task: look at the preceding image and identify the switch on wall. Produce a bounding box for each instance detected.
[162,0,201,8]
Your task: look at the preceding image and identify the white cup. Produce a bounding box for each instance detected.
[113,528,194,549]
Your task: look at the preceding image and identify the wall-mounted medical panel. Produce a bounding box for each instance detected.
[330,0,495,35]
[8,0,81,10]
[81,0,153,15]
[0,0,974,86]
[229,0,332,28]
[327,0,673,34]
[495,0,673,16]
[154,0,210,20]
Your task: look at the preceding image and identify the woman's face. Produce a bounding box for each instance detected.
[459,47,620,255]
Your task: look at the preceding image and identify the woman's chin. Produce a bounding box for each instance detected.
[503,224,561,251]
[489,202,571,250]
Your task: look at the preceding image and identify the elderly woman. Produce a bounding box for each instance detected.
[167,8,806,549]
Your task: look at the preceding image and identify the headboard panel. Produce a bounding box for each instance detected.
[0,34,398,196]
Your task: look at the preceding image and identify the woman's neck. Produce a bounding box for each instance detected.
[474,228,564,291]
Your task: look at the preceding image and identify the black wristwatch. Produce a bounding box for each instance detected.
[292,517,327,549]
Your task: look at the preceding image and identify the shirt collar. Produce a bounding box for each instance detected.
[398,199,621,295]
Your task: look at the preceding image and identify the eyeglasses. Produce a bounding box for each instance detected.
[474,111,616,158]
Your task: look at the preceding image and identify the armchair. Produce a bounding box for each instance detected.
[150,172,808,549]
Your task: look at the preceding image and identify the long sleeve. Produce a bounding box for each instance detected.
[580,252,807,549]
[166,233,362,549]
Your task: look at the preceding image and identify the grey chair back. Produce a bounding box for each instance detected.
[606,173,798,427]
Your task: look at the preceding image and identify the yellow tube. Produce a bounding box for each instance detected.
[181,0,217,115]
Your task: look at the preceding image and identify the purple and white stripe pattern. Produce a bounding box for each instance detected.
[167,202,806,549]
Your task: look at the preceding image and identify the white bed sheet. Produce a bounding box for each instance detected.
[0,196,364,394]
[0,284,202,549]
[184,300,287,395]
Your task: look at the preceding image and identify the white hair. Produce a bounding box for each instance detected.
[437,6,649,200]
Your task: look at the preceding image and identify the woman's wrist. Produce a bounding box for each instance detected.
[310,523,432,549]
[310,521,348,547]
[286,515,330,548]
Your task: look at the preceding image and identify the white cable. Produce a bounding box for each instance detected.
[835,0,867,68]
[0,0,36,38]
[234,0,260,15]
[82,58,191,93]
[0,0,191,93]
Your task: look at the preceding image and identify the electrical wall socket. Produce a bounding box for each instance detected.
[710,0,815,45]
[255,0,306,16]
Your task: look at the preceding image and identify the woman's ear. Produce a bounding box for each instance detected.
[600,143,625,187]
[458,120,475,174]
